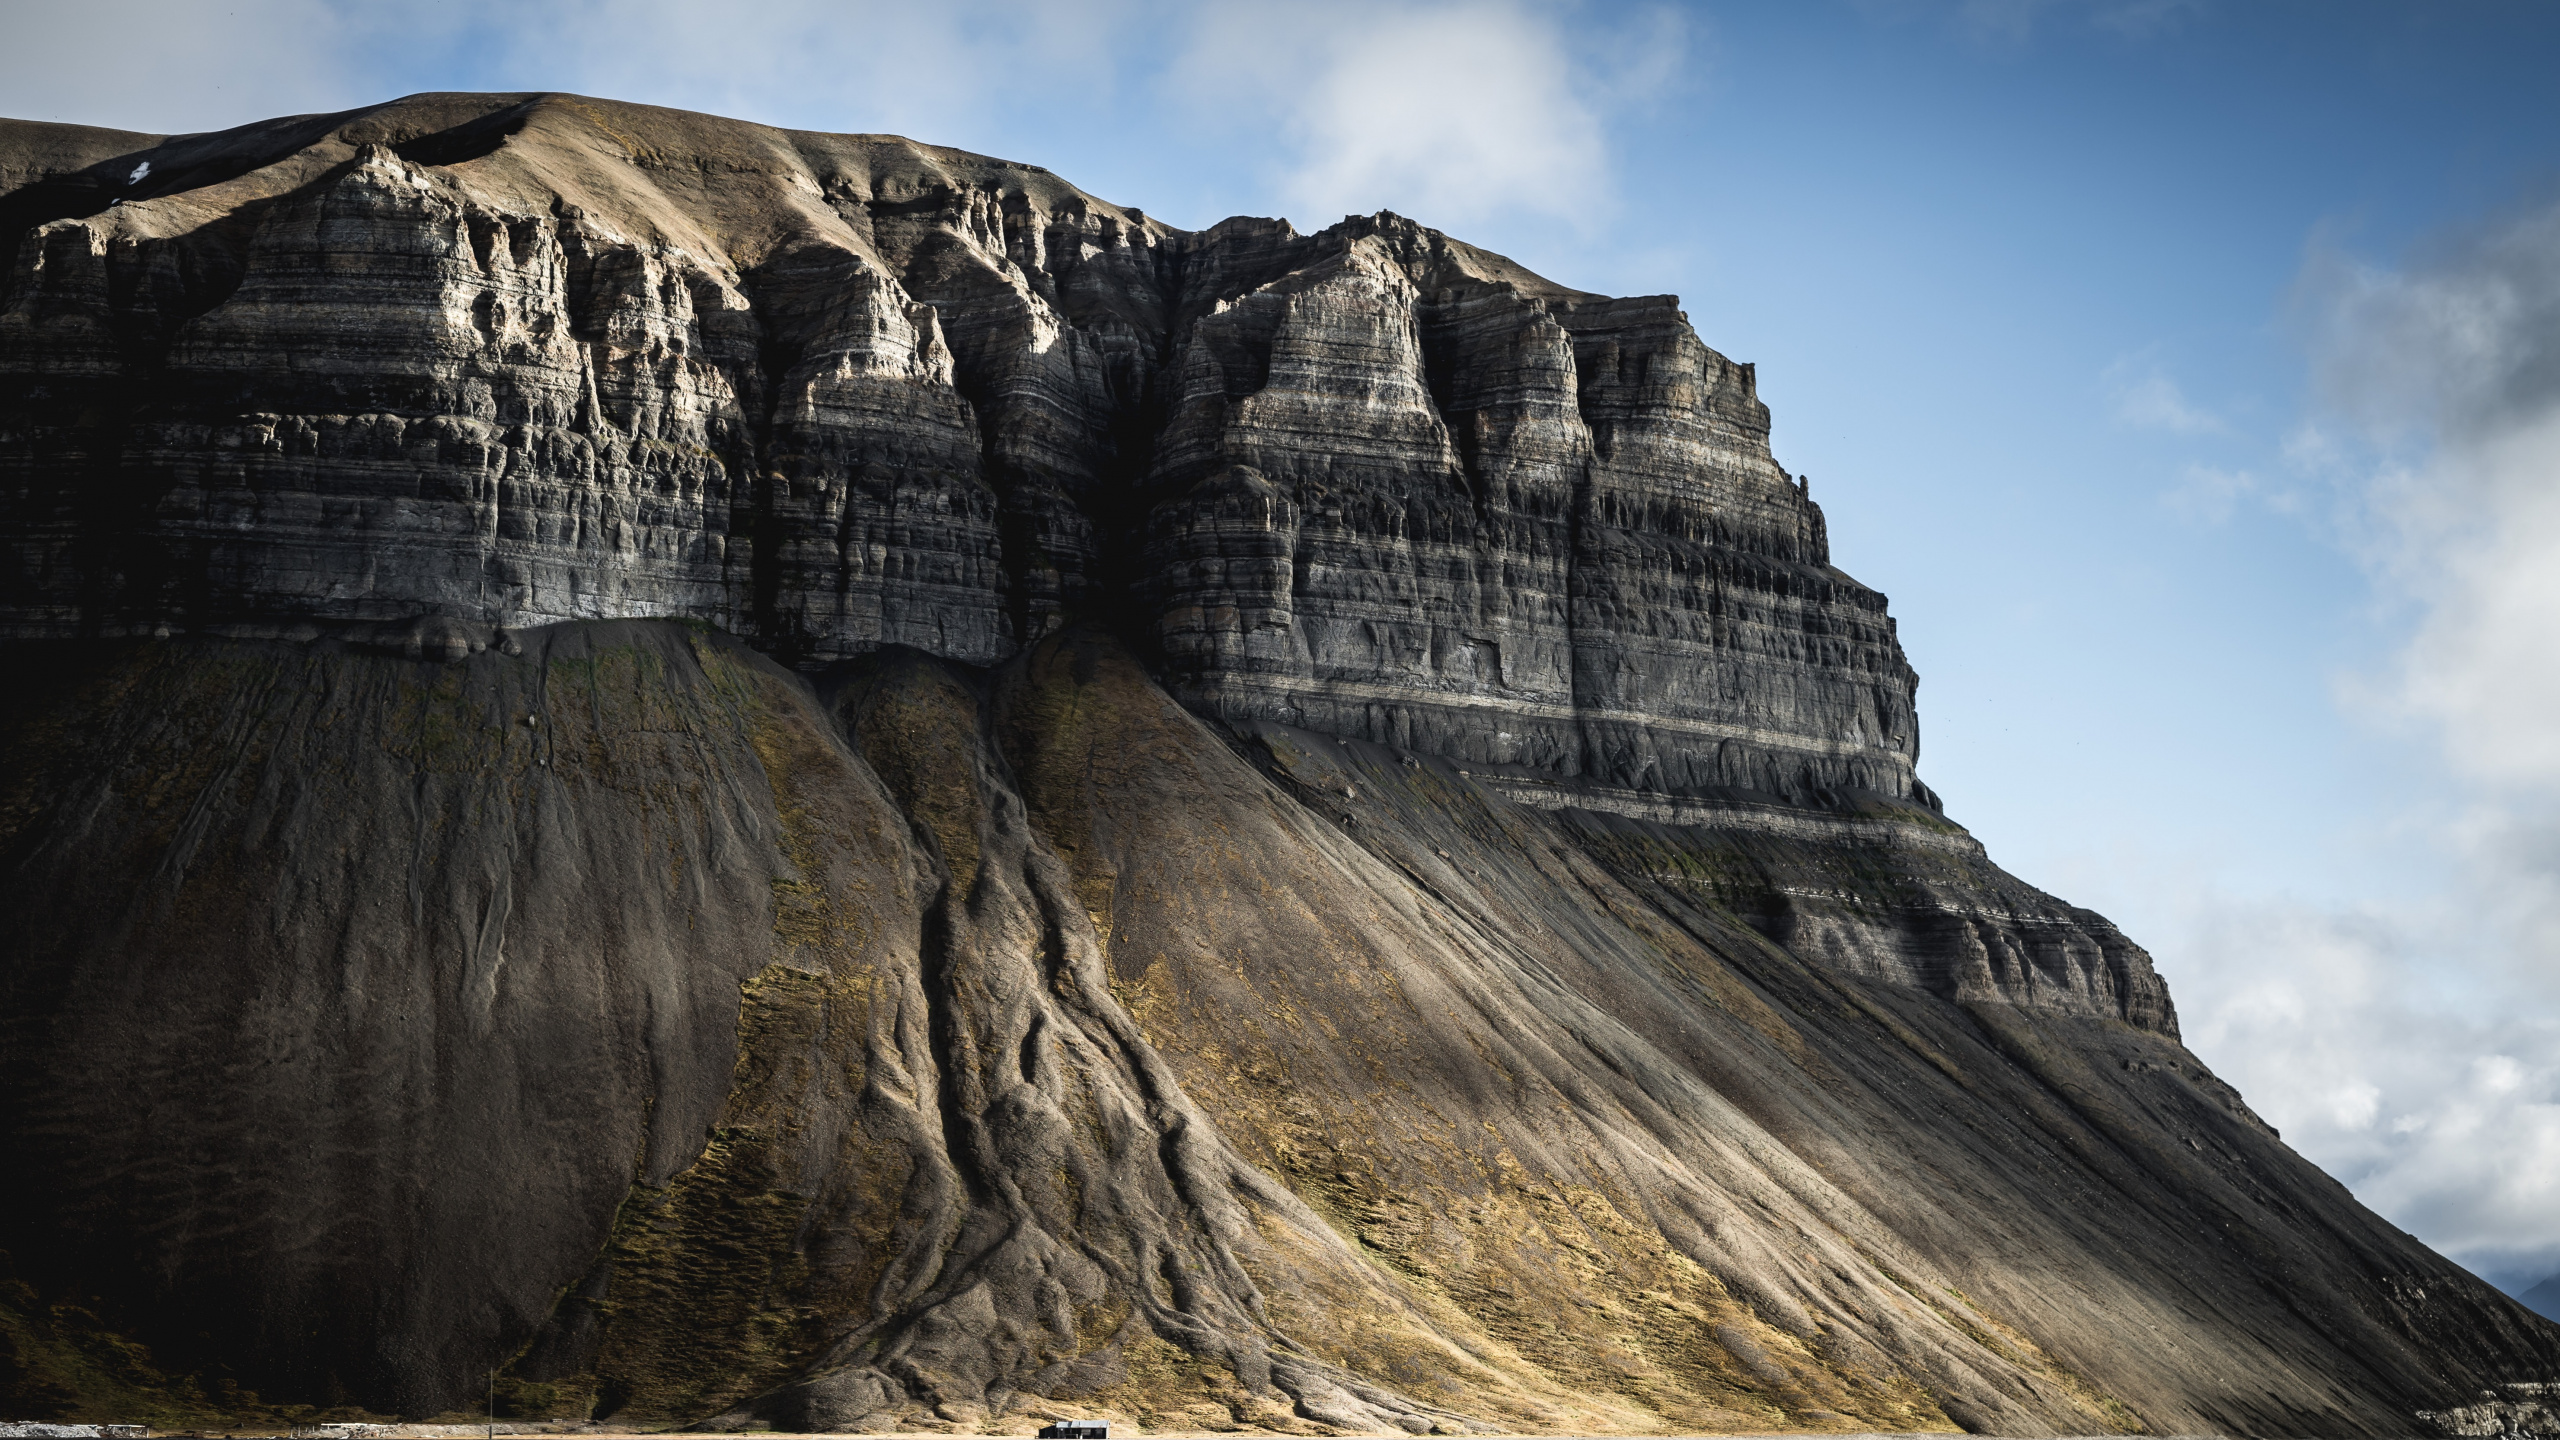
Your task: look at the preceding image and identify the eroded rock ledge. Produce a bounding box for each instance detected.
[0,91,1917,819]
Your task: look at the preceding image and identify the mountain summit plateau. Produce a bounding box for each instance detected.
[1,93,2552,1438]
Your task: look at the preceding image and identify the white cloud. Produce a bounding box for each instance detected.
[2107,355,2227,434]
[2161,191,2560,1293]
[2162,884,2560,1290]
[2303,204,2560,446]
[2308,201,2560,788]
[1169,0,1681,233]
[1873,0,2206,47]
[0,0,1148,154]
[1583,3,1691,110]
[3,0,1667,241]
[2381,428,2560,786]
[0,0,375,133]
[438,0,1146,147]
[2109,355,2304,526]
[2162,462,2255,522]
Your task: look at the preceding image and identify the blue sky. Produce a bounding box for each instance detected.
[8,0,2560,1296]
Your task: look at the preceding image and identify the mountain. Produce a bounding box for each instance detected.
[2,92,2554,1437]
[2525,1276,2560,1323]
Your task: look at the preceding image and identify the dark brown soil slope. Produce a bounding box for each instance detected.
[1,624,2551,1436]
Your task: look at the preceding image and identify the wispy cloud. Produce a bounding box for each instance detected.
[4,0,1675,245]
[2087,0,2208,39]
[0,0,1150,153]
[1956,0,2071,44]
[0,0,376,133]
[2167,190,2560,1292]
[2108,355,2228,435]
[1868,0,2209,47]
[2307,199,2560,787]
[2164,867,2560,1289]
[1169,0,1684,234]
[421,0,1148,150]
[2162,462,2257,522]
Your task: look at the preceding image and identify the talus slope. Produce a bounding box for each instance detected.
[1,624,2552,1436]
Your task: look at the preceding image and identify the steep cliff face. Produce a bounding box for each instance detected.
[0,91,1916,814]
[3,93,2554,1438]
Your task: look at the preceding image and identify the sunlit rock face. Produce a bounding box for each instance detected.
[3,93,2553,1439]
[1139,224,1918,814]
[0,93,1914,812]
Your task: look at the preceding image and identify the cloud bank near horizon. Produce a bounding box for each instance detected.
[2157,196,2560,1291]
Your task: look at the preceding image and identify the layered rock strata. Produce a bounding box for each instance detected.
[4,93,2556,1438]
[0,91,1917,814]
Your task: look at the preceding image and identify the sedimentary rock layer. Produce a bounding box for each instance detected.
[0,92,1917,812]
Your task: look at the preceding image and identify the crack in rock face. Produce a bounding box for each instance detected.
[2,94,2558,1438]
